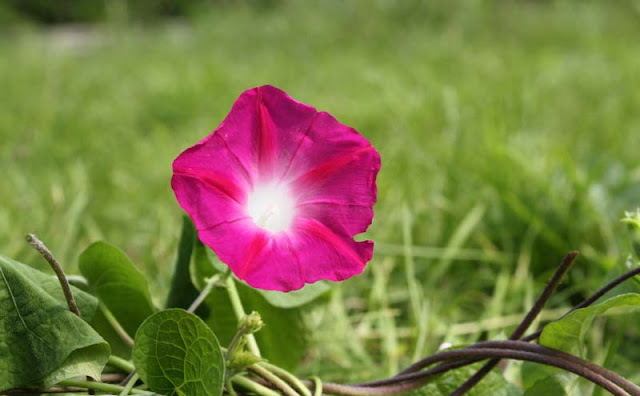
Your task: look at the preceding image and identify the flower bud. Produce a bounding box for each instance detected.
[241,311,264,334]
[227,350,263,371]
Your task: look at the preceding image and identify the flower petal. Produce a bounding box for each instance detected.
[287,111,381,235]
[217,85,318,183]
[234,218,372,291]
[172,133,251,229]
[172,86,380,291]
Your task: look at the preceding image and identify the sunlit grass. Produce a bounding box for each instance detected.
[2,0,640,385]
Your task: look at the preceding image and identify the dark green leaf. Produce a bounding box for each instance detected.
[402,362,522,396]
[191,238,216,291]
[202,280,307,370]
[166,216,202,312]
[89,306,133,359]
[9,256,97,322]
[133,309,225,396]
[539,293,640,356]
[191,240,308,369]
[0,254,109,389]
[523,374,568,396]
[79,241,155,337]
[520,361,563,389]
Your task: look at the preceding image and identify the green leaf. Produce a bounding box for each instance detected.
[520,361,563,389]
[191,238,216,291]
[79,241,155,337]
[539,293,640,356]
[89,306,133,359]
[523,374,568,396]
[402,362,522,396]
[257,281,331,309]
[7,256,98,322]
[0,254,109,389]
[520,361,572,396]
[133,309,225,396]
[201,280,307,370]
[166,216,203,312]
[190,240,309,369]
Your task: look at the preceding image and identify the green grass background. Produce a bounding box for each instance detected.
[2,0,640,388]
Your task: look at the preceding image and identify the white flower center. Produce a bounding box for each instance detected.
[247,182,295,233]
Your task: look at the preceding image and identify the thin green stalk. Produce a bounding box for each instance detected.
[310,376,323,396]
[188,275,220,313]
[225,277,261,357]
[100,302,134,347]
[118,373,139,396]
[226,377,239,396]
[108,355,135,373]
[232,375,280,396]
[260,362,312,396]
[250,364,300,396]
[57,379,147,394]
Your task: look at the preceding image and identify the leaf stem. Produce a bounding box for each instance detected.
[57,379,147,394]
[225,276,261,357]
[118,373,139,396]
[100,303,134,347]
[250,364,301,396]
[259,362,312,396]
[309,376,323,396]
[25,234,80,317]
[226,376,239,396]
[232,375,280,396]
[188,275,220,313]
[108,355,135,373]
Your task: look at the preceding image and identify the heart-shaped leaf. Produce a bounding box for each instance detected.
[0,255,109,390]
[539,293,640,356]
[79,241,155,337]
[133,309,225,396]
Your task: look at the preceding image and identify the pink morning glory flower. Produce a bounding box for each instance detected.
[172,86,381,291]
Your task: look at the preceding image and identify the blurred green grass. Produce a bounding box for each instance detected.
[2,0,640,386]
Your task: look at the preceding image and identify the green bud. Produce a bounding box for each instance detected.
[227,350,263,371]
[241,311,264,334]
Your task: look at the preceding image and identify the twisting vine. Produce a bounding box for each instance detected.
[3,239,640,396]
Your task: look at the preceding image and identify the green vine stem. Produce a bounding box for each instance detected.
[188,275,220,313]
[225,276,261,357]
[118,373,140,396]
[232,375,281,396]
[100,302,134,347]
[250,365,300,396]
[108,355,135,373]
[226,376,239,396]
[309,376,323,396]
[259,362,312,396]
[57,379,148,394]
